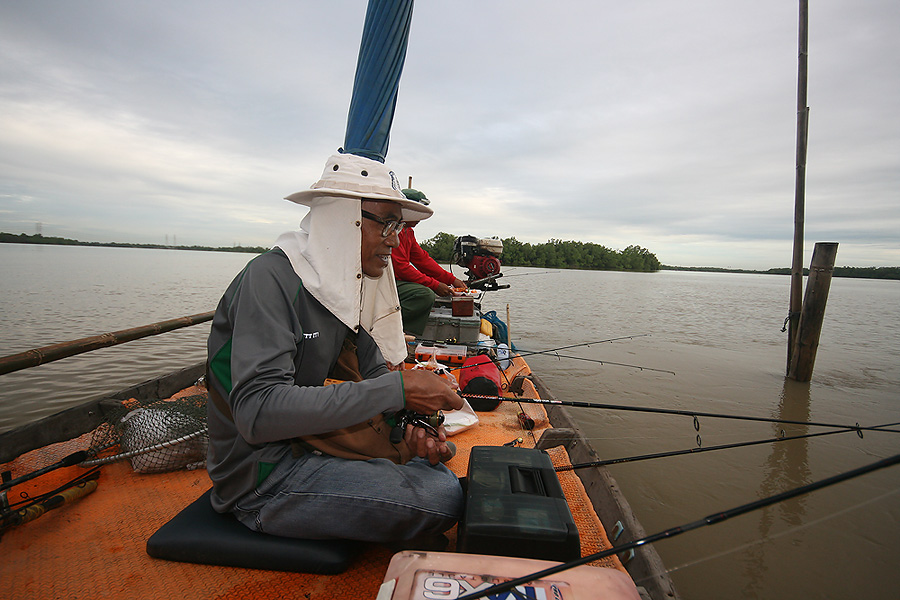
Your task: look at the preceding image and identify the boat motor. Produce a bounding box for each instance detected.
[452,235,509,290]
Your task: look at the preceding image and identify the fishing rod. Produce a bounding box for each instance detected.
[441,334,657,372]
[1,467,101,535]
[514,334,652,357]
[467,273,509,290]
[0,450,88,493]
[494,271,560,278]
[458,451,900,600]
[457,393,900,434]
[555,421,900,472]
[509,335,675,374]
[1,466,101,515]
[521,351,676,375]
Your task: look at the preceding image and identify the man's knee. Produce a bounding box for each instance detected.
[401,283,435,306]
[406,467,464,538]
[434,468,465,517]
[398,283,437,336]
[416,285,436,304]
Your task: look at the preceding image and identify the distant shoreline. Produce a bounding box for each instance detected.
[659,264,899,280]
[3,232,897,280]
[0,232,267,255]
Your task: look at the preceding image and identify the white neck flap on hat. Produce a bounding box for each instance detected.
[274,196,407,365]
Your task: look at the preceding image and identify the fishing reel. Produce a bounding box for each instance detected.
[388,410,445,444]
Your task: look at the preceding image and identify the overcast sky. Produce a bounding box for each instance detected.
[1,1,897,269]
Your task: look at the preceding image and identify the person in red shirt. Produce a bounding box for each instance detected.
[393,188,468,336]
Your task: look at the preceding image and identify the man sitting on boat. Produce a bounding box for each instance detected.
[392,188,468,337]
[205,152,464,547]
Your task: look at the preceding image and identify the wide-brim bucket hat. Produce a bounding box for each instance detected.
[286,153,434,222]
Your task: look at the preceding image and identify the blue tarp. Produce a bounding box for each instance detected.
[342,0,414,163]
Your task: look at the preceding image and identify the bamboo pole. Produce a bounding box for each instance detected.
[789,242,838,382]
[788,0,810,375]
[0,312,214,376]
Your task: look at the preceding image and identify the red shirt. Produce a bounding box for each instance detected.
[392,228,457,290]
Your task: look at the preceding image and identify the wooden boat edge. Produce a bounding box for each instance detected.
[0,362,205,464]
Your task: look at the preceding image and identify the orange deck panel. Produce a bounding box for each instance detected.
[1,359,623,599]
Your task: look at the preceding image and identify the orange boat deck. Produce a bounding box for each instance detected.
[1,356,625,599]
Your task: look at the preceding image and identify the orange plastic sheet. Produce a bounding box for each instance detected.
[1,364,623,599]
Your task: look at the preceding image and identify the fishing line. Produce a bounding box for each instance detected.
[444,335,663,376]
[494,271,560,278]
[524,351,675,374]
[448,334,650,363]
[555,421,900,471]
[458,393,900,434]
[487,358,537,447]
[513,334,652,357]
[502,334,672,374]
[457,452,900,600]
[642,487,900,584]
[490,334,539,448]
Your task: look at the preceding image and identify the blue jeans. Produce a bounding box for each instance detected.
[231,451,463,542]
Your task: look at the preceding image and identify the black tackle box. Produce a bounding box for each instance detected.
[457,445,580,562]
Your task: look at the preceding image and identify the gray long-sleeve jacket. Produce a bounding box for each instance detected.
[206,248,405,512]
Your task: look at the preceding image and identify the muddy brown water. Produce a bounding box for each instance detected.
[2,244,898,599]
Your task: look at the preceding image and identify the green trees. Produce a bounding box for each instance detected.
[418,232,456,263]
[419,233,661,272]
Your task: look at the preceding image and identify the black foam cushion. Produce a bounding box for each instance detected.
[146,488,357,574]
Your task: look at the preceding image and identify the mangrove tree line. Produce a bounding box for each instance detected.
[419,232,661,272]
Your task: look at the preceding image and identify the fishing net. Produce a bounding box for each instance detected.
[81,392,209,473]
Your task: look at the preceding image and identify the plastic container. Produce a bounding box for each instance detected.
[420,311,482,344]
[379,551,641,600]
[451,296,474,317]
[457,446,580,562]
[414,343,467,367]
[496,343,510,370]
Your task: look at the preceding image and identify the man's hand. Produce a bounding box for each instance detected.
[404,423,453,465]
[451,278,468,290]
[401,369,463,414]
[434,282,454,297]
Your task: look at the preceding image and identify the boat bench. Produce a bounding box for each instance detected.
[146,488,358,574]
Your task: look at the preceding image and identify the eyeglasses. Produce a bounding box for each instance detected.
[360,210,405,237]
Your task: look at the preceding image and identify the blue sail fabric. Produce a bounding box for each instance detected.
[342,0,414,163]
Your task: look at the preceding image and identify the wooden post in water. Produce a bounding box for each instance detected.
[787,0,810,375]
[788,242,838,382]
